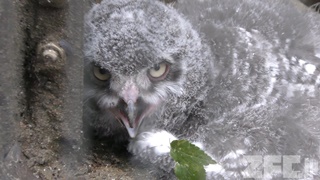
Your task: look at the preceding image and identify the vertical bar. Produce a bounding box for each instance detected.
[58,0,86,176]
[0,0,36,179]
[0,1,18,158]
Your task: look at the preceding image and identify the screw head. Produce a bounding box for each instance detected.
[42,49,59,61]
[37,42,66,70]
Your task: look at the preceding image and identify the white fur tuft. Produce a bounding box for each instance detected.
[129,130,178,155]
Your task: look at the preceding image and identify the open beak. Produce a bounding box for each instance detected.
[110,98,155,138]
[109,82,155,138]
[121,99,140,138]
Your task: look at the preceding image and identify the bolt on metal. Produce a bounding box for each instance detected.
[37,42,66,70]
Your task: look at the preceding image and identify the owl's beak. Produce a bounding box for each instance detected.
[127,100,136,125]
[110,98,155,138]
[125,100,138,137]
[112,82,155,138]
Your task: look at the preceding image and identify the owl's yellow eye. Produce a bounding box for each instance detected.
[93,66,111,81]
[148,62,169,80]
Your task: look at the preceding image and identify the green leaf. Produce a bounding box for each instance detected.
[170,140,216,166]
[174,163,206,180]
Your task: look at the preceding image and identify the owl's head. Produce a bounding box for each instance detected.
[84,0,209,138]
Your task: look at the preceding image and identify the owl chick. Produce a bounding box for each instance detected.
[84,0,320,179]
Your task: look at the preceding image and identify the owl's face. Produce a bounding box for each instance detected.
[84,0,207,138]
[85,53,185,137]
